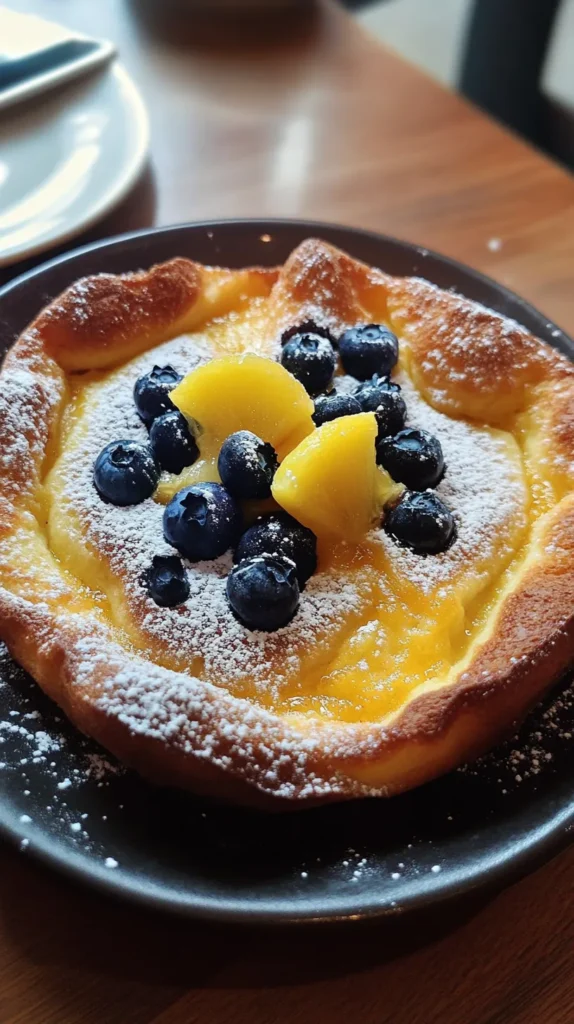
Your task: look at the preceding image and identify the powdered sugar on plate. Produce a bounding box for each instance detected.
[461,671,574,791]
[0,642,125,863]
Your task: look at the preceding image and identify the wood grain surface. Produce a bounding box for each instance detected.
[1,2,574,1022]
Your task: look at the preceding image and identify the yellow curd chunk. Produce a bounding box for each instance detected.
[272,412,403,542]
[156,354,315,503]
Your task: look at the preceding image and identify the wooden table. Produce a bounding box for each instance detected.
[2,2,574,1022]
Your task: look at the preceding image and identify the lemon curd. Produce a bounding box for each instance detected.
[43,294,547,731]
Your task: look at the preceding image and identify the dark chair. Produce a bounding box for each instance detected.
[345,0,573,167]
[340,0,387,9]
[459,0,573,166]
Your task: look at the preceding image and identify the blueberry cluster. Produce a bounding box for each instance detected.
[93,369,317,629]
[280,322,398,395]
[228,514,316,632]
[284,319,456,557]
[94,366,200,505]
[161,484,317,630]
[92,319,457,633]
[161,479,316,631]
[378,431,455,556]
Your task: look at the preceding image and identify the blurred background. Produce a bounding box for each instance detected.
[353,0,574,168]
[2,0,573,280]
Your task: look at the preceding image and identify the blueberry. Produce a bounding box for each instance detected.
[281,321,336,347]
[134,365,182,425]
[280,333,336,396]
[354,376,407,438]
[234,512,317,587]
[163,482,242,562]
[149,411,200,475]
[227,554,300,631]
[384,491,456,555]
[93,439,160,506]
[218,430,278,500]
[145,555,190,607]
[313,392,361,427]
[376,428,445,490]
[338,324,398,381]
[354,376,400,411]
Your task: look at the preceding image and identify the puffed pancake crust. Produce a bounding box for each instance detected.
[1,239,574,809]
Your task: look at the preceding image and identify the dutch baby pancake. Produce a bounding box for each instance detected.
[1,238,573,808]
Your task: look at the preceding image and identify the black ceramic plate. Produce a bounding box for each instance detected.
[1,220,573,925]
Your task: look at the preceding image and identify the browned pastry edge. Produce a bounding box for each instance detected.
[386,273,573,421]
[34,258,279,370]
[0,240,573,807]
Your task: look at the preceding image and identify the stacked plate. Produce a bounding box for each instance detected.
[0,6,148,268]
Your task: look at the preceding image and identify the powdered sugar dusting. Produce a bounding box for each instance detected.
[387,276,560,418]
[0,357,64,495]
[51,335,372,702]
[372,374,528,595]
[0,244,572,812]
[334,370,528,596]
[0,266,554,804]
[270,242,387,343]
[47,332,529,717]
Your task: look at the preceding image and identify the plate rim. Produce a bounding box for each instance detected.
[1,784,573,926]
[0,217,573,925]
[1,216,569,343]
[0,61,150,269]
